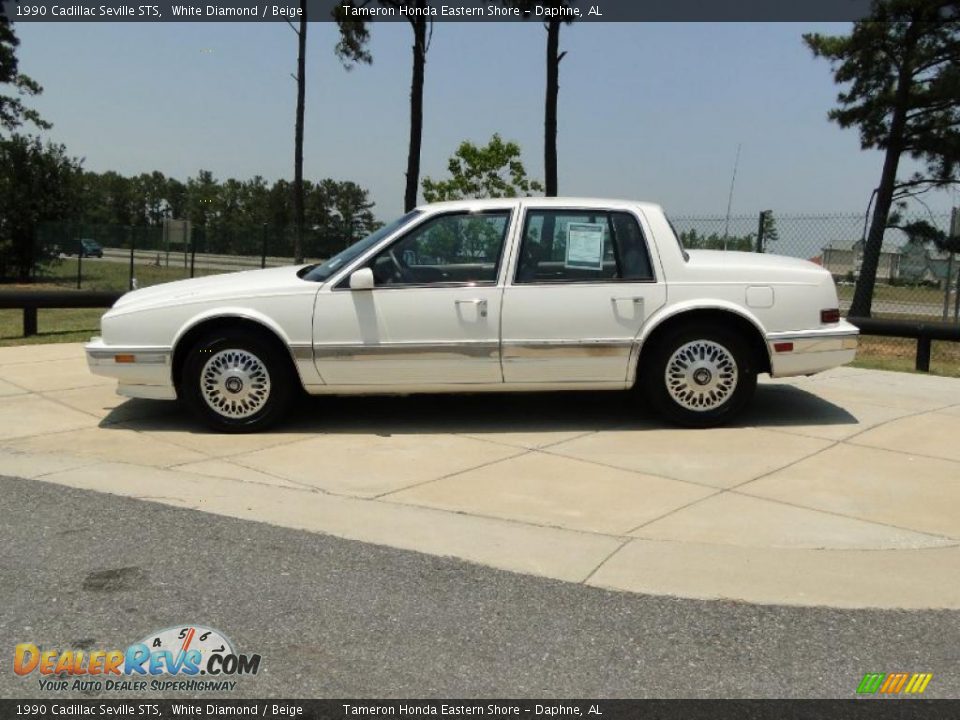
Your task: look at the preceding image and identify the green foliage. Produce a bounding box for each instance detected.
[761,212,779,244]
[0,8,50,136]
[678,229,755,252]
[414,216,505,263]
[803,2,959,188]
[0,135,83,279]
[332,4,372,69]
[422,134,544,202]
[28,168,381,261]
[803,1,959,316]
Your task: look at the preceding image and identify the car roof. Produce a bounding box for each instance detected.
[415,197,663,214]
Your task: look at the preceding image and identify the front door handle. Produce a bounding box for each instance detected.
[455,298,488,318]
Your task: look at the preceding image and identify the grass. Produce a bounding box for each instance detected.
[0,307,103,347]
[35,257,225,292]
[837,282,954,308]
[851,336,960,378]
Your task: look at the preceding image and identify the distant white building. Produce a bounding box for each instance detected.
[821,239,955,288]
[821,239,902,281]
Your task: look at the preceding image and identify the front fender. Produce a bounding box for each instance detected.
[171,306,296,350]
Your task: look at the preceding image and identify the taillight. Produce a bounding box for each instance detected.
[821,308,841,324]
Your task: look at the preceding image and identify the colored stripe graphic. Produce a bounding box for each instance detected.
[857,672,932,695]
[857,673,885,694]
[904,673,933,694]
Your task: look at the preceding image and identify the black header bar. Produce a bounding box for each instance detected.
[4,699,960,720]
[3,0,877,23]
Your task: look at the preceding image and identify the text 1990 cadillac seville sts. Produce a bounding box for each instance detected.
[87,198,858,432]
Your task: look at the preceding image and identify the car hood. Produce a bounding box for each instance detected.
[111,265,312,311]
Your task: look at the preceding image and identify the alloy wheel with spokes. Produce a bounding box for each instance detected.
[641,323,757,428]
[182,329,293,433]
[665,339,739,412]
[201,348,272,419]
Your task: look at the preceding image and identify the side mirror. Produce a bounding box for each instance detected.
[349,267,375,290]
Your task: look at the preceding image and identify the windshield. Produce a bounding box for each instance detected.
[301,210,422,282]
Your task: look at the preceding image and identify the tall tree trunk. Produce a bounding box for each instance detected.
[544,20,560,197]
[848,25,917,318]
[404,15,428,212]
[292,0,307,264]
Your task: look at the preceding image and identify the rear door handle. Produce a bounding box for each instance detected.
[612,296,644,318]
[455,298,488,318]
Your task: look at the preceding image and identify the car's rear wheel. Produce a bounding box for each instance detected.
[182,330,293,433]
[640,324,757,428]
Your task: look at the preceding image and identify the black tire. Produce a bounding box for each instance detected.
[640,323,757,428]
[181,329,294,433]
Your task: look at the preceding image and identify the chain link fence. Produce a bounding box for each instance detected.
[30,221,360,292]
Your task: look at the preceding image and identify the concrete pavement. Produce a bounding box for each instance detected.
[2,343,960,609]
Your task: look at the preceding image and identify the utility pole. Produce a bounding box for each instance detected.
[288,1,307,264]
[951,208,960,322]
[755,210,770,254]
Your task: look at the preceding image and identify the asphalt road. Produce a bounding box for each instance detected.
[1,474,958,700]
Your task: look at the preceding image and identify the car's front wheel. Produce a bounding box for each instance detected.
[641,324,757,428]
[181,330,293,433]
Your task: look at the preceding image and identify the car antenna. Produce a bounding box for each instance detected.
[722,143,741,251]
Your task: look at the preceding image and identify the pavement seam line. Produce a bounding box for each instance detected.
[206,456,386,499]
[579,537,634,585]
[619,439,841,536]
[842,436,960,467]
[374,492,632,540]
[135,450,645,540]
[837,400,960,444]
[455,428,606,452]
[724,488,960,546]
[132,428,323,462]
[730,400,954,495]
[371,447,532,500]
[622,489,726,536]
[2,424,214,468]
[34,459,634,542]
[533,442,809,494]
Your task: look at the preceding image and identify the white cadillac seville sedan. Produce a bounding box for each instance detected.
[87,198,858,432]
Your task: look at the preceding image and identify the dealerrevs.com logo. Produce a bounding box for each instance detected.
[15,624,261,693]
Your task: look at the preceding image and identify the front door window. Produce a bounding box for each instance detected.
[368,211,511,287]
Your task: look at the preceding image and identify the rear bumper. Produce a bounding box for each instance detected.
[766,321,859,378]
[85,337,177,400]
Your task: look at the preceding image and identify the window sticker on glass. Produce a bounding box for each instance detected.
[565,222,605,270]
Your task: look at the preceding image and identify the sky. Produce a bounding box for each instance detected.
[14,20,960,222]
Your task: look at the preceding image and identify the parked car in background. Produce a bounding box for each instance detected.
[86,198,858,432]
[67,239,103,258]
[82,239,104,258]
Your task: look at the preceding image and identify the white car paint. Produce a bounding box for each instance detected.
[86,198,858,403]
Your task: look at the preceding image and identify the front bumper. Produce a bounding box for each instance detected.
[85,337,177,400]
[766,320,859,378]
